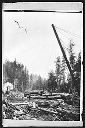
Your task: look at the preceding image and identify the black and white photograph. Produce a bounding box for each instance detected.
[2,2,83,127]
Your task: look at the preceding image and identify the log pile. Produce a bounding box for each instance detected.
[2,91,80,121]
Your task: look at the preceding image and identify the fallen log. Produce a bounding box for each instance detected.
[10,102,30,106]
[37,107,59,115]
[3,100,20,111]
[29,95,62,100]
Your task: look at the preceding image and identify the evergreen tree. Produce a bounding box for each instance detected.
[55,56,61,91]
[47,71,56,93]
[59,56,69,93]
[74,52,81,95]
[67,40,76,93]
[68,40,76,71]
[61,56,67,84]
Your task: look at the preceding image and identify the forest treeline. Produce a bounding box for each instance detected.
[3,41,81,96]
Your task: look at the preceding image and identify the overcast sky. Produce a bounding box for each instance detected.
[2,11,83,78]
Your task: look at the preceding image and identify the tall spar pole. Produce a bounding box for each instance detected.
[52,24,75,93]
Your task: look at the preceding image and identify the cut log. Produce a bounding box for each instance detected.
[3,100,20,111]
[10,102,30,106]
[37,107,59,115]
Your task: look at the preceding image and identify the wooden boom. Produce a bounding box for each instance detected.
[52,24,75,92]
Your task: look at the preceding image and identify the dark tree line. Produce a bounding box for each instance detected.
[3,59,47,92]
[47,41,81,96]
[29,74,47,91]
[3,59,29,92]
[3,41,81,95]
